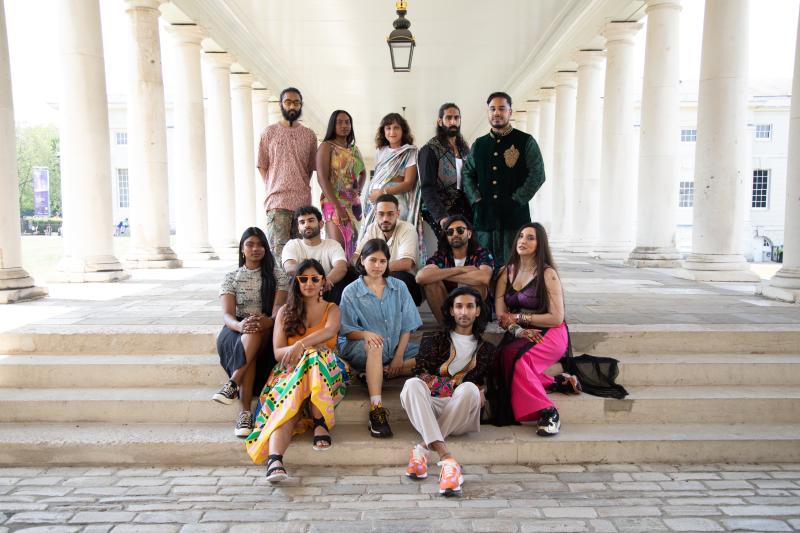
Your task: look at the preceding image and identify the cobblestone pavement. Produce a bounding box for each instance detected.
[0,464,799,532]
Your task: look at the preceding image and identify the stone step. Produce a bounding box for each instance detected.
[0,421,797,466]
[4,325,800,355]
[3,352,800,388]
[3,385,800,425]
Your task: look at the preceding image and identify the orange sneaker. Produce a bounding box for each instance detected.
[437,457,463,496]
[405,444,428,479]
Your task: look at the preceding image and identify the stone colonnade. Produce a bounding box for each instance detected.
[0,0,281,301]
[529,0,799,293]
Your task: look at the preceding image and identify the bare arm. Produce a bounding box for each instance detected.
[274,305,342,362]
[415,264,467,285]
[447,265,493,287]
[494,266,509,317]
[283,260,298,278]
[388,164,418,195]
[389,257,415,273]
[221,294,243,332]
[315,143,342,208]
[327,259,348,285]
[521,269,565,328]
[392,331,411,360]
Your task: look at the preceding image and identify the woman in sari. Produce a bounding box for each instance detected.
[361,113,420,229]
[245,259,348,482]
[316,110,366,257]
[490,223,578,437]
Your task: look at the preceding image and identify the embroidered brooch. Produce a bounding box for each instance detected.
[504,145,520,168]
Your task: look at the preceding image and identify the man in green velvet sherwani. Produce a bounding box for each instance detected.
[462,92,545,268]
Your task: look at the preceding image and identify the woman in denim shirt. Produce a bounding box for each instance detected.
[338,238,422,439]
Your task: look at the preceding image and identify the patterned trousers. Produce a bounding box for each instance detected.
[264,208,298,268]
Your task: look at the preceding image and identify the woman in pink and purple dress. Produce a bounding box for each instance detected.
[491,222,579,436]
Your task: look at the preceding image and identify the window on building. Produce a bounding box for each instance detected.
[117,168,129,208]
[752,169,769,209]
[754,124,772,140]
[115,131,128,145]
[678,181,694,207]
[680,129,697,142]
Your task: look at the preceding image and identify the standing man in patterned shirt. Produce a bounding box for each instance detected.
[416,215,494,325]
[462,91,545,268]
[257,87,318,269]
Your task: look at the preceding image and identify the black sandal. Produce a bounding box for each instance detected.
[265,454,288,483]
[547,373,582,395]
[312,416,332,451]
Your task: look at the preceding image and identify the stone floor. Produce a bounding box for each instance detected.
[0,464,799,532]
[1,254,798,334]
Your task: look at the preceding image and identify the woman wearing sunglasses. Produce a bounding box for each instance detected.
[338,238,423,439]
[213,227,289,438]
[245,259,347,482]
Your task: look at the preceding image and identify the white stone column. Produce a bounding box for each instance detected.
[252,86,269,230]
[593,21,642,259]
[267,98,282,125]
[551,71,578,243]
[202,50,237,255]
[0,0,46,303]
[513,110,527,135]
[123,0,180,269]
[627,0,682,267]
[166,23,217,261]
[526,100,541,139]
[677,0,758,281]
[536,88,556,231]
[569,50,606,252]
[762,2,800,302]
[231,71,256,232]
[52,0,128,282]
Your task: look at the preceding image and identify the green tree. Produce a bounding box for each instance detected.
[16,124,61,216]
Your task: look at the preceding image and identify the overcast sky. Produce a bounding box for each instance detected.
[5,0,799,126]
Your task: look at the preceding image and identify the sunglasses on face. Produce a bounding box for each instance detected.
[446,227,467,236]
[296,275,323,284]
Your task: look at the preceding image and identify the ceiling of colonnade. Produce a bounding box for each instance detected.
[166,0,644,159]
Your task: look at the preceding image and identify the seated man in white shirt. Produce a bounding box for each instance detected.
[282,205,357,305]
[352,194,422,306]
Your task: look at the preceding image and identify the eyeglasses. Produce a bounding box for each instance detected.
[446,227,468,236]
[296,275,322,284]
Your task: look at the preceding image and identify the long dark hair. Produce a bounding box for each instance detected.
[282,259,326,338]
[435,103,469,154]
[437,214,479,256]
[323,110,356,146]
[356,238,391,278]
[375,112,414,148]
[238,227,277,315]
[441,286,488,340]
[504,222,556,314]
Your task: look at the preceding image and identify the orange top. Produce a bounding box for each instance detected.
[287,302,337,351]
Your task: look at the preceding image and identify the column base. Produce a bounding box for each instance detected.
[590,242,633,260]
[177,245,219,261]
[51,255,130,283]
[564,241,597,253]
[674,253,760,282]
[0,268,48,304]
[125,247,183,269]
[757,266,800,303]
[625,246,681,268]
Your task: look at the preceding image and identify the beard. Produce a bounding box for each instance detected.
[437,124,460,139]
[491,116,509,129]
[281,105,302,125]
[449,237,465,249]
[303,226,320,239]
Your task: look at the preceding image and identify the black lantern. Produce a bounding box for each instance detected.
[387,0,415,72]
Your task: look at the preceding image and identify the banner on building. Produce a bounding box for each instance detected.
[32,166,50,217]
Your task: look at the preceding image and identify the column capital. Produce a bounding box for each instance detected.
[574,49,606,69]
[603,21,643,44]
[537,87,555,101]
[645,0,682,13]
[230,72,254,89]
[554,71,577,88]
[165,23,205,45]
[252,87,270,104]
[202,50,232,69]
[124,0,165,12]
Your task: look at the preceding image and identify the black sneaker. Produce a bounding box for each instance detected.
[536,407,560,437]
[368,404,393,438]
[234,411,253,438]
[212,380,239,405]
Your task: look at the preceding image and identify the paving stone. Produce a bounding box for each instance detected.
[658,481,707,491]
[490,465,536,473]
[662,517,723,531]
[719,471,772,480]
[125,486,172,496]
[586,465,641,473]
[703,480,753,490]
[16,478,64,487]
[720,505,800,516]
[567,483,607,492]
[496,508,543,518]
[133,512,203,524]
[661,505,723,517]
[6,511,75,524]
[519,519,589,532]
[365,509,448,520]
[13,488,73,497]
[460,499,510,508]
[83,526,113,533]
[753,480,799,489]
[229,524,309,533]
[64,477,118,487]
[69,512,135,523]
[745,496,800,505]
[538,465,586,473]
[307,522,374,533]
[201,510,284,522]
[558,473,615,483]
[162,469,214,478]
[179,526,228,533]
[632,473,672,482]
[472,518,517,532]
[169,478,218,486]
[607,482,662,491]
[111,526,179,533]
[73,487,128,496]
[116,469,164,477]
[721,518,792,531]
[596,507,662,518]
[116,478,168,487]
[670,473,721,481]
[126,504,193,512]
[612,517,668,532]
[0,479,19,487]
[11,527,81,533]
[171,486,219,496]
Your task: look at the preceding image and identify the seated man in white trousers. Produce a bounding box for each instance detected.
[400,286,496,496]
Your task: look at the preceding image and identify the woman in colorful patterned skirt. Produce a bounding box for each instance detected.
[490,223,578,436]
[316,109,366,258]
[245,259,348,482]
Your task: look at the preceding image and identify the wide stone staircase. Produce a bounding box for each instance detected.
[1,322,799,467]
